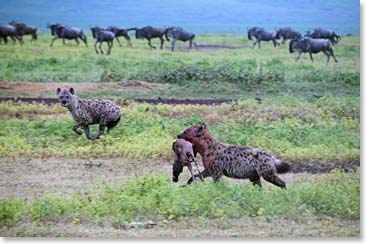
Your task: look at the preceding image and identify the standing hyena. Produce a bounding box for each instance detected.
[177,124,291,188]
[56,87,121,140]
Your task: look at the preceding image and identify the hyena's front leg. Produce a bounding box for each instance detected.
[73,123,83,135]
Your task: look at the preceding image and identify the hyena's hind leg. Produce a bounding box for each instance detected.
[256,163,287,189]
[249,174,262,187]
[73,123,83,135]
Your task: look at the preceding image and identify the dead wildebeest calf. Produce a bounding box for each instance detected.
[172,139,203,183]
[56,87,121,140]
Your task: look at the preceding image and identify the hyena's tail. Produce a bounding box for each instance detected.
[274,159,291,174]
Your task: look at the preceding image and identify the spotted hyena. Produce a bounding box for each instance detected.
[172,139,203,183]
[56,87,121,140]
[177,124,291,188]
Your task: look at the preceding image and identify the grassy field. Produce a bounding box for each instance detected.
[0,34,360,237]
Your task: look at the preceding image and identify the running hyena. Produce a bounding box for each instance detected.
[56,87,121,140]
[177,124,291,188]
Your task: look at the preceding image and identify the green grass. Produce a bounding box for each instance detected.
[0,95,359,163]
[0,169,360,229]
[0,34,360,99]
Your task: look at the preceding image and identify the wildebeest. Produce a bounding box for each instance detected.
[305,28,341,45]
[172,139,203,183]
[131,26,169,49]
[165,27,197,51]
[106,26,134,47]
[9,20,37,42]
[247,27,279,49]
[0,24,23,44]
[90,26,115,55]
[289,37,338,62]
[275,27,302,44]
[47,24,88,47]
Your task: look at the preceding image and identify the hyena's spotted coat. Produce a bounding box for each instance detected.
[56,87,121,140]
[177,124,291,188]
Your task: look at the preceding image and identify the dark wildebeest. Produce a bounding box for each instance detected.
[0,24,23,44]
[131,26,169,49]
[289,37,338,62]
[106,26,134,47]
[9,21,37,42]
[47,24,88,47]
[305,28,341,45]
[247,27,279,49]
[275,27,302,44]
[90,26,115,55]
[165,27,197,51]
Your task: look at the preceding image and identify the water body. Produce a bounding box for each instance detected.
[0,0,359,35]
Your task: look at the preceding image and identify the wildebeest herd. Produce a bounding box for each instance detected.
[0,20,342,62]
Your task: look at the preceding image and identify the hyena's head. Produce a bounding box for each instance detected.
[177,124,208,146]
[56,87,75,107]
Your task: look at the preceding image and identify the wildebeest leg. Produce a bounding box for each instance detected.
[159,37,164,49]
[126,36,132,47]
[187,168,210,184]
[328,48,338,63]
[75,38,80,45]
[309,53,314,62]
[81,34,88,47]
[107,40,113,55]
[63,38,66,45]
[171,39,176,51]
[94,41,99,54]
[50,36,59,47]
[252,40,257,49]
[187,164,195,183]
[115,36,122,47]
[10,36,16,45]
[281,39,286,45]
[258,40,261,49]
[249,174,262,187]
[99,42,104,54]
[295,52,302,62]
[147,38,156,49]
[73,123,83,135]
[273,39,279,47]
[323,50,330,62]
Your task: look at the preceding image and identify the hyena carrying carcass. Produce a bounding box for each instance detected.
[56,87,121,140]
[177,124,291,188]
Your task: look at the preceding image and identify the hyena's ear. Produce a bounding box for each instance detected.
[69,87,75,95]
[195,124,206,137]
[56,87,61,95]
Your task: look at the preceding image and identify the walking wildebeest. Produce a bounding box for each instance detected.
[106,26,134,47]
[289,37,338,63]
[131,26,169,49]
[247,27,279,49]
[305,28,341,45]
[0,24,23,44]
[9,21,37,42]
[47,24,87,47]
[90,26,115,55]
[275,27,302,44]
[165,27,197,51]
